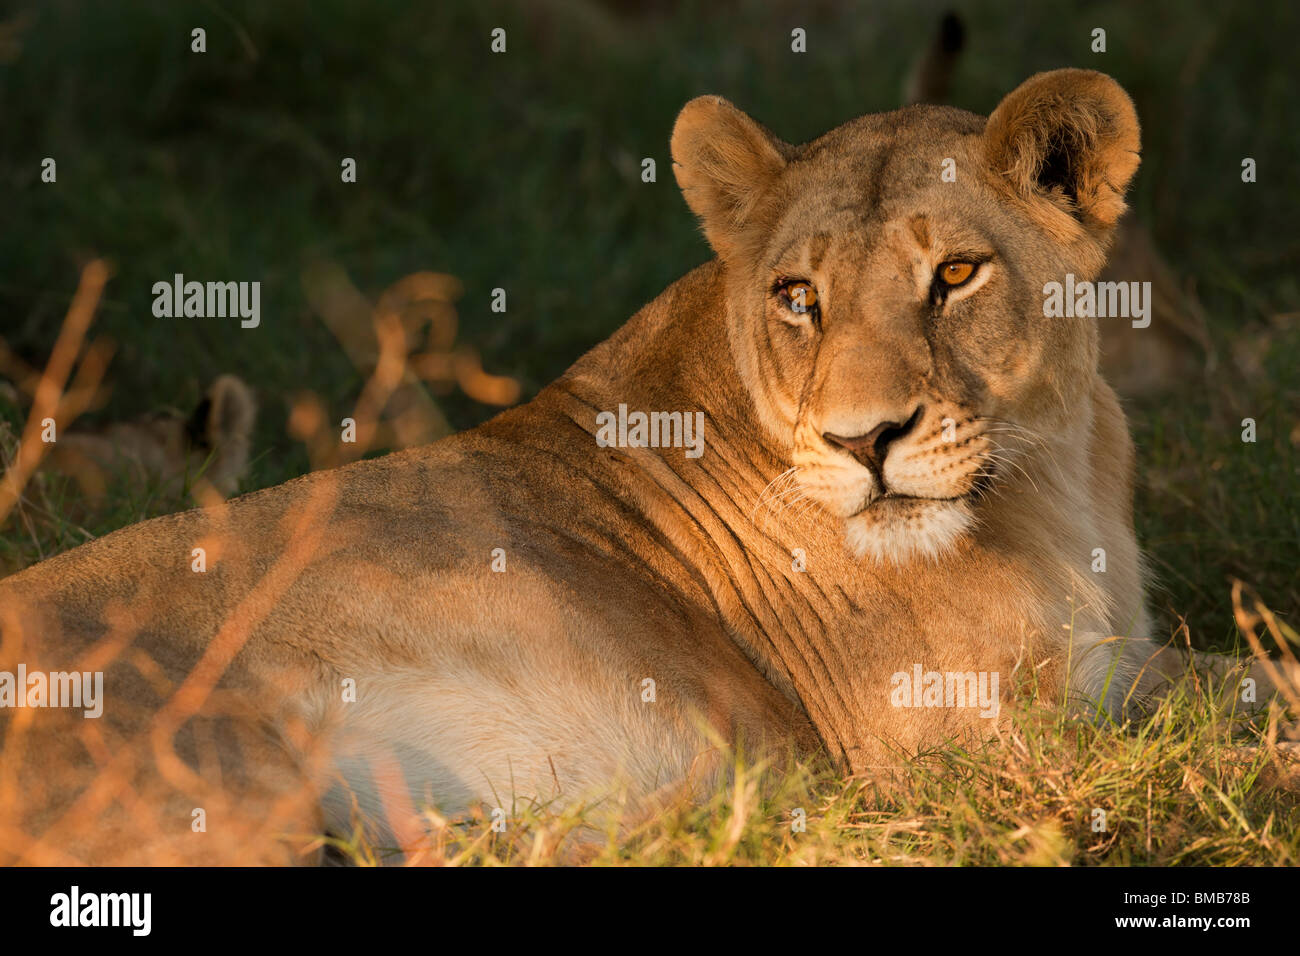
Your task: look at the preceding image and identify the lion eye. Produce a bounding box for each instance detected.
[775,279,819,315]
[937,261,976,287]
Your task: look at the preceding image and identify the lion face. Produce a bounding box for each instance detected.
[671,70,1140,562]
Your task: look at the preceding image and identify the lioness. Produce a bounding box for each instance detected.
[0,70,1271,864]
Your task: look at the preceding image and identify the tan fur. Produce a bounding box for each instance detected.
[902,12,1210,399]
[0,72,1276,863]
[40,374,256,500]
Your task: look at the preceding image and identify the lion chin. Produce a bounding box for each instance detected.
[842,496,975,564]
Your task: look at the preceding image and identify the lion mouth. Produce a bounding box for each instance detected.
[842,492,977,563]
[850,491,966,518]
[849,465,996,518]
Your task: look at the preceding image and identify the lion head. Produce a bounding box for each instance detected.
[670,69,1141,563]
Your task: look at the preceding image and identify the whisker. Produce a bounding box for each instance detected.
[975,415,1068,489]
[981,449,1041,495]
[751,466,799,522]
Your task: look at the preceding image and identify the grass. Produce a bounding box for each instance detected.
[1,0,1297,864]
[321,673,1300,866]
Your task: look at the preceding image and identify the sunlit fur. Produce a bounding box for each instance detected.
[670,72,1145,568]
[0,71,1283,864]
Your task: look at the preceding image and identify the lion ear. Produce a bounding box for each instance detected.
[984,69,1140,237]
[671,96,789,262]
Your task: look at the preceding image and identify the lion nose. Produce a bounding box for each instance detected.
[823,406,924,476]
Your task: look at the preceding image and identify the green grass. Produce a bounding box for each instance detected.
[1,0,1297,863]
[320,676,1300,866]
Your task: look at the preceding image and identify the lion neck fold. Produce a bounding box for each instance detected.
[542,260,1108,772]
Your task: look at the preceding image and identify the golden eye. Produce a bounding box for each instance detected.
[779,280,818,313]
[938,261,976,287]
